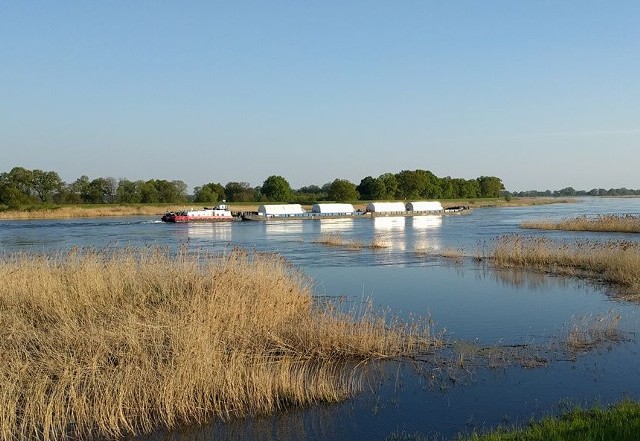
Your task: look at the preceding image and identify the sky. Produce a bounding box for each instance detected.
[1,1,639,192]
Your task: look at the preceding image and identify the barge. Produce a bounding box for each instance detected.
[161,202,238,223]
[240,201,461,221]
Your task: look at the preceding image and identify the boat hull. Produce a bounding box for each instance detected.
[163,215,238,223]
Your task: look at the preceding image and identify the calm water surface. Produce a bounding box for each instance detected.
[2,197,640,440]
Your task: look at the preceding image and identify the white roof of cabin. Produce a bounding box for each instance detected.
[311,203,355,214]
[257,204,305,215]
[406,201,443,212]
[365,202,407,212]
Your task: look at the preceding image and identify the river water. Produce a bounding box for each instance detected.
[2,197,640,440]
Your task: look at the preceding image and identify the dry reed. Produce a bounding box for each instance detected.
[0,247,436,441]
[0,205,174,219]
[522,214,640,234]
[565,313,624,351]
[488,235,640,298]
[314,233,364,250]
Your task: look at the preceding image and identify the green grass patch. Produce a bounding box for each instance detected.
[461,400,640,441]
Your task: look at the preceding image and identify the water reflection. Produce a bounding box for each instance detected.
[319,218,354,232]
[372,217,407,251]
[264,220,304,235]
[185,223,232,241]
[373,216,406,231]
[410,215,442,230]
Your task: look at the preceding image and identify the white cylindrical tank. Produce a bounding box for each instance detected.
[257,204,305,216]
[311,203,355,214]
[405,201,443,212]
[365,202,407,213]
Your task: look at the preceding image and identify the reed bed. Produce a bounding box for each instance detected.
[522,214,640,234]
[488,235,640,298]
[313,233,388,250]
[0,205,174,219]
[0,247,437,441]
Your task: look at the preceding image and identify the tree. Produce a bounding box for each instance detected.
[477,176,505,198]
[70,176,91,203]
[139,180,160,203]
[261,175,292,202]
[328,179,358,202]
[356,176,386,200]
[0,167,37,207]
[224,182,254,202]
[378,173,398,199]
[116,179,142,203]
[395,170,425,199]
[194,182,225,203]
[32,170,63,203]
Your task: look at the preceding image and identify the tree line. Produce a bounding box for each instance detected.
[0,166,505,209]
[510,187,640,198]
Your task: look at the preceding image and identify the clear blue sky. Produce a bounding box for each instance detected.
[1,1,638,192]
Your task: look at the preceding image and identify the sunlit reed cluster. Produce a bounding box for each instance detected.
[0,205,173,219]
[0,247,437,441]
[522,214,640,234]
[488,235,640,298]
[314,233,391,250]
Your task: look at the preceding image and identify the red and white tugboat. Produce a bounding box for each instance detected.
[161,201,237,223]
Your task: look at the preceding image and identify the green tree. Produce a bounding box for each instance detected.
[139,180,160,203]
[477,176,505,198]
[378,173,398,199]
[395,170,427,199]
[32,170,63,203]
[152,180,188,203]
[116,179,142,203]
[357,176,386,200]
[261,175,292,202]
[70,176,91,203]
[328,179,358,202]
[194,182,225,203]
[0,167,37,207]
[224,182,254,202]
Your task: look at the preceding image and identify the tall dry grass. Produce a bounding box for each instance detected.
[0,205,174,219]
[488,235,640,298]
[0,247,436,441]
[522,214,640,234]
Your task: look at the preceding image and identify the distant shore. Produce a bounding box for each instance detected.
[0,197,571,220]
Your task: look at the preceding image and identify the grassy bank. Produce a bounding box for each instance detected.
[384,400,640,440]
[486,235,640,299]
[0,248,437,441]
[0,204,175,219]
[462,400,640,441]
[523,214,640,233]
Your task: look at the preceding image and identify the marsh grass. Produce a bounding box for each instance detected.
[564,313,624,352]
[0,204,176,219]
[522,214,640,234]
[0,247,438,441]
[488,235,640,299]
[414,246,466,263]
[314,233,390,250]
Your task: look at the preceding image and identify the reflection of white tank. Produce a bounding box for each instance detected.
[320,218,354,232]
[373,216,406,231]
[186,223,232,240]
[412,215,443,230]
[265,220,304,235]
